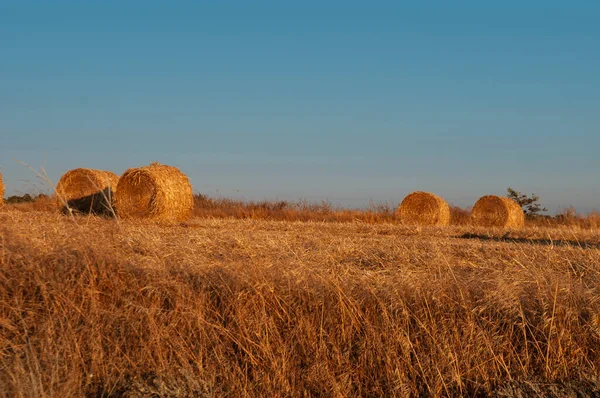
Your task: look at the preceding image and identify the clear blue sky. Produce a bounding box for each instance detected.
[1,1,599,213]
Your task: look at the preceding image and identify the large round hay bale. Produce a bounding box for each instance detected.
[115,162,193,222]
[55,168,118,215]
[396,191,450,226]
[471,195,524,228]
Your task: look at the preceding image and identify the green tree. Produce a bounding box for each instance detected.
[506,187,548,217]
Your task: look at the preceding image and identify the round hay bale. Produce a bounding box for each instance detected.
[55,168,118,215]
[115,162,193,222]
[471,195,525,228]
[396,191,450,226]
[0,171,4,206]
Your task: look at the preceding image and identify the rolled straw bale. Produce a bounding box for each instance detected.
[55,168,118,215]
[397,191,450,226]
[471,195,524,228]
[115,162,193,222]
[0,171,4,205]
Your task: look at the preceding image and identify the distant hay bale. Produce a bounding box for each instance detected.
[397,191,450,226]
[55,168,118,215]
[0,171,4,206]
[115,162,193,222]
[471,195,525,228]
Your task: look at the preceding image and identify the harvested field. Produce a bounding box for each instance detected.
[1,208,599,396]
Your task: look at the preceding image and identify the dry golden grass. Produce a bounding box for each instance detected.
[532,207,600,229]
[1,206,600,397]
[192,195,398,224]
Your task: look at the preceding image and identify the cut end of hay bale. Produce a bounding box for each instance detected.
[397,191,450,226]
[115,162,193,222]
[55,168,119,215]
[471,195,525,228]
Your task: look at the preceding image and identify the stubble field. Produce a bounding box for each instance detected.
[1,208,600,397]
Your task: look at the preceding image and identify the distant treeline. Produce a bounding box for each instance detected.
[4,193,50,204]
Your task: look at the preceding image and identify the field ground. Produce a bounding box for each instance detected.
[1,208,600,396]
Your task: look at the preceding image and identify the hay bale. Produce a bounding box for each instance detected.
[397,191,450,226]
[115,162,193,222]
[471,195,525,228]
[0,171,4,206]
[55,168,118,215]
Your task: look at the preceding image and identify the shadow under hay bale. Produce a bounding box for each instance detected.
[471,195,524,228]
[397,191,450,226]
[61,187,116,216]
[55,168,118,216]
[115,162,193,222]
[457,232,600,249]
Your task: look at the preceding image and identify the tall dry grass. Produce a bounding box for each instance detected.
[528,207,600,229]
[192,194,398,224]
[1,209,600,396]
[7,193,600,230]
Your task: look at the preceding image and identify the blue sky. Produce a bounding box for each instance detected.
[1,1,599,213]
